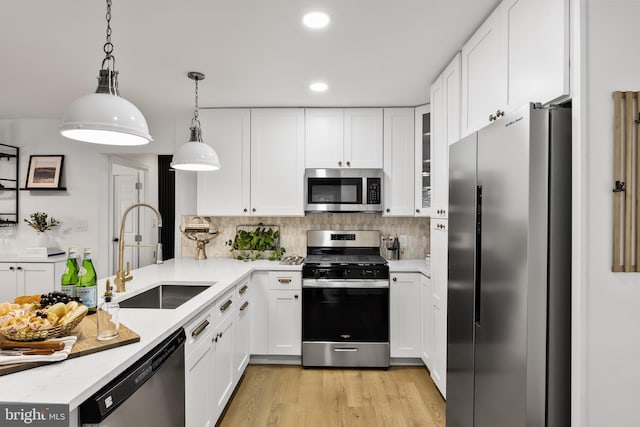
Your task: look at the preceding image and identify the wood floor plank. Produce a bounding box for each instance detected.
[218,365,446,427]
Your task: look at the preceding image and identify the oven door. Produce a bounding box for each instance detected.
[302,280,389,342]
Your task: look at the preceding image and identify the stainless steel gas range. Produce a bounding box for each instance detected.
[302,230,390,368]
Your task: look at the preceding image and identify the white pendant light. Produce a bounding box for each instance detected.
[171,72,221,172]
[59,0,152,146]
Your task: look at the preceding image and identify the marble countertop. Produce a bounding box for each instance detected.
[0,256,429,411]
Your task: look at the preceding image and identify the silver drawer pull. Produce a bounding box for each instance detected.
[239,285,248,295]
[278,278,292,284]
[191,319,210,337]
[240,301,249,311]
[220,300,232,312]
[333,347,358,352]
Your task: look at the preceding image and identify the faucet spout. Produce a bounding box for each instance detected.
[115,203,163,292]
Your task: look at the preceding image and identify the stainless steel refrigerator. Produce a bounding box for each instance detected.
[447,103,571,427]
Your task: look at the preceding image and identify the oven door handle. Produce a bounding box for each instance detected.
[302,280,389,288]
[333,347,359,352]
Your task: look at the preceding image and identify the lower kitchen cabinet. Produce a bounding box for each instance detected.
[421,273,433,369]
[211,313,235,422]
[431,218,448,397]
[185,330,214,427]
[0,261,63,301]
[390,272,422,358]
[233,280,250,377]
[267,289,301,355]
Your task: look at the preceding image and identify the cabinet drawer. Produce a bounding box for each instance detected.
[184,306,214,354]
[267,271,301,290]
[213,287,236,323]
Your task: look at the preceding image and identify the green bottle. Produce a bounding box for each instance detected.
[61,248,79,298]
[77,248,98,313]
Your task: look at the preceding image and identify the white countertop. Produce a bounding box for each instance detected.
[0,256,429,411]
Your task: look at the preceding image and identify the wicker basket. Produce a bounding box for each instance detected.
[0,312,87,341]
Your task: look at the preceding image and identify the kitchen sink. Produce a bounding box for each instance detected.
[119,283,213,309]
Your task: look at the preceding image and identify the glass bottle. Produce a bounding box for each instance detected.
[77,248,98,313]
[97,279,119,341]
[60,248,79,297]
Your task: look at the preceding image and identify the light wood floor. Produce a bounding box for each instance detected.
[218,365,446,427]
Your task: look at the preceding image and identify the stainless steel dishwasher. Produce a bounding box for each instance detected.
[80,328,186,426]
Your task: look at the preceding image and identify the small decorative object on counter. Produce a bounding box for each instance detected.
[60,248,79,298]
[226,223,286,261]
[77,248,97,313]
[97,279,119,341]
[180,216,219,260]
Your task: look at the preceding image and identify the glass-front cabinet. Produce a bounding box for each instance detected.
[0,144,18,226]
[414,104,431,216]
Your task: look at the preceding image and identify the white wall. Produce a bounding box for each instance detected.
[585,1,640,425]
[0,116,181,278]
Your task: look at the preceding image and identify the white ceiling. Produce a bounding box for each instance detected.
[1,0,500,120]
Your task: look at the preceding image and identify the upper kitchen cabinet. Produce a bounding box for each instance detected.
[383,108,415,216]
[501,0,569,110]
[414,104,431,217]
[197,109,251,216]
[460,0,569,137]
[460,7,506,137]
[305,108,383,169]
[251,109,305,216]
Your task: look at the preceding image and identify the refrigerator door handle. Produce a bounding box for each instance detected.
[475,185,482,326]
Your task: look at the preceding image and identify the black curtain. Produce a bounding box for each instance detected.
[157,155,175,260]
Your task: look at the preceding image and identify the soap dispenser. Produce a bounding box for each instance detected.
[97,279,120,341]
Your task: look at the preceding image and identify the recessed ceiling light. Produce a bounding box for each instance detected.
[303,12,330,29]
[309,82,329,92]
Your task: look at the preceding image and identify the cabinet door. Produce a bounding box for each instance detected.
[234,285,251,378]
[344,108,383,169]
[185,335,213,427]
[421,274,433,369]
[250,109,305,216]
[305,109,344,168]
[196,109,251,216]
[502,0,569,110]
[414,104,431,217]
[19,263,54,296]
[460,7,506,137]
[444,53,462,146]
[212,314,235,422]
[430,75,448,219]
[431,218,448,397]
[390,272,422,358]
[249,272,269,354]
[0,264,17,302]
[268,289,301,355]
[383,108,415,216]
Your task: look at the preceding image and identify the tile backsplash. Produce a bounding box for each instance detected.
[180,214,430,260]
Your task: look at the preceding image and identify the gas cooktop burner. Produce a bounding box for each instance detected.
[303,254,387,266]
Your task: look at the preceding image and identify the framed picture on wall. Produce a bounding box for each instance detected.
[25,155,64,189]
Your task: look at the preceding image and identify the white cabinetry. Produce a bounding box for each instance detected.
[233,280,250,377]
[390,272,422,358]
[196,109,250,216]
[211,312,234,422]
[460,7,505,137]
[250,109,305,216]
[267,272,301,355]
[249,271,302,356]
[421,273,433,369]
[383,108,415,216]
[305,108,383,169]
[0,261,62,302]
[430,218,448,397]
[461,0,569,137]
[414,104,431,217]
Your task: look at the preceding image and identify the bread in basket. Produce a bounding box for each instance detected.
[0,300,88,341]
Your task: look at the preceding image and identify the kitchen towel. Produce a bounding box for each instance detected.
[0,336,77,365]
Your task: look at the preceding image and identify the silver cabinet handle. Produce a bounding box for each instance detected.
[338,161,343,167]
[220,300,232,312]
[489,114,496,121]
[9,266,14,271]
[346,161,351,166]
[392,277,397,282]
[278,278,292,284]
[239,285,248,295]
[240,301,249,311]
[191,319,210,337]
[416,209,420,213]
[294,294,299,299]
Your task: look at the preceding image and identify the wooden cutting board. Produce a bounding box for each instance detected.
[0,314,140,376]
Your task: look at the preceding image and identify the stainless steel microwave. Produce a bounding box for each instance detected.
[304,168,384,213]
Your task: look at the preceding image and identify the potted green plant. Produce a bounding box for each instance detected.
[24,212,60,233]
[225,224,286,261]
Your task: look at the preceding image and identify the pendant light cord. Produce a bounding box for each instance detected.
[97,0,118,95]
[191,77,203,142]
